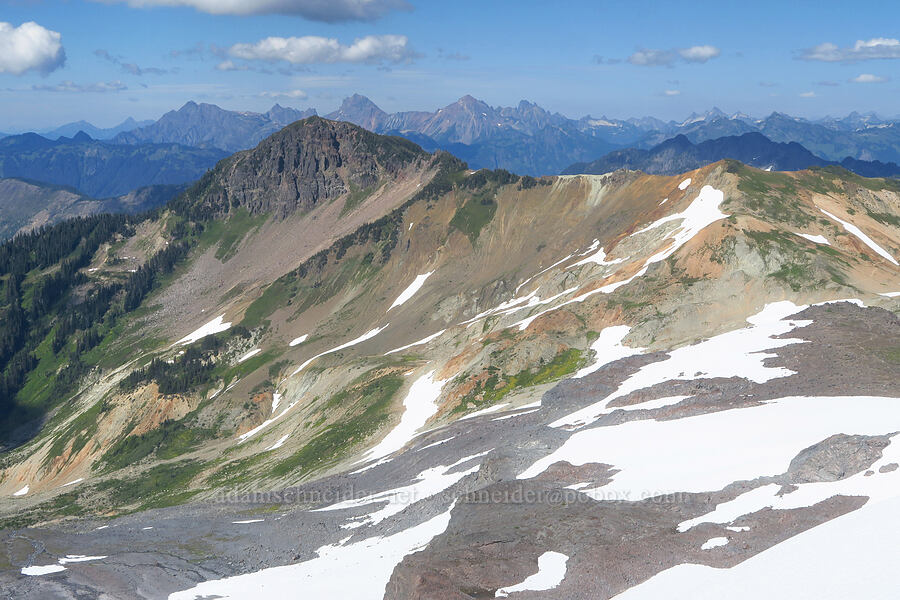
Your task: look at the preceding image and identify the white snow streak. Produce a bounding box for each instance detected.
[289,325,389,377]
[820,208,898,265]
[385,330,446,355]
[794,232,830,245]
[362,371,446,462]
[678,178,692,190]
[237,349,261,363]
[389,271,434,310]
[175,315,231,346]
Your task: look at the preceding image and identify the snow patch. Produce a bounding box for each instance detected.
[289,334,308,347]
[237,349,261,363]
[175,315,231,346]
[232,519,264,524]
[794,232,829,245]
[678,178,692,190]
[58,555,106,564]
[13,485,29,496]
[573,325,643,379]
[460,403,510,420]
[266,434,289,451]
[62,478,84,487]
[21,564,66,576]
[389,271,434,310]
[316,453,486,529]
[495,551,569,597]
[701,537,729,550]
[677,439,900,532]
[362,371,446,462]
[612,494,900,600]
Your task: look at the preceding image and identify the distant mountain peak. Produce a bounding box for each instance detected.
[72,131,93,142]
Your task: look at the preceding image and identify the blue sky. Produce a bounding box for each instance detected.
[1,0,899,131]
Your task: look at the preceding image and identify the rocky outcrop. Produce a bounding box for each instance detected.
[180,117,430,219]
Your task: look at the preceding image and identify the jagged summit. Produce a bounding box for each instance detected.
[178,116,432,219]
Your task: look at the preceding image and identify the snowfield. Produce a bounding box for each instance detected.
[523,395,900,499]
[553,301,809,429]
[169,506,457,600]
[613,495,900,600]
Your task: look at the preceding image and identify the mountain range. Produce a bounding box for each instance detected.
[41,117,154,141]
[82,95,900,175]
[564,132,900,178]
[0,118,898,598]
[0,178,185,240]
[0,131,225,197]
[112,102,318,152]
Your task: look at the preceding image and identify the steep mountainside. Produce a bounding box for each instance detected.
[0,132,225,197]
[0,178,186,240]
[564,132,900,178]
[114,102,318,152]
[0,120,898,599]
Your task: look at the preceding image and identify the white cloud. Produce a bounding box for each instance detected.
[800,37,900,62]
[678,45,721,63]
[93,0,410,21]
[216,60,250,71]
[663,89,681,96]
[0,21,65,75]
[850,73,888,83]
[627,48,675,66]
[32,80,127,93]
[628,45,721,66]
[229,34,416,65]
[799,91,816,98]
[258,89,308,99]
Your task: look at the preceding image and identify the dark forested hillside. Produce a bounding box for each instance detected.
[0,213,195,447]
[0,133,225,197]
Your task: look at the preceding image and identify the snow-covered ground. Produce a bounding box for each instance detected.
[169,506,457,600]
[613,494,900,600]
[523,396,900,501]
[552,301,809,429]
